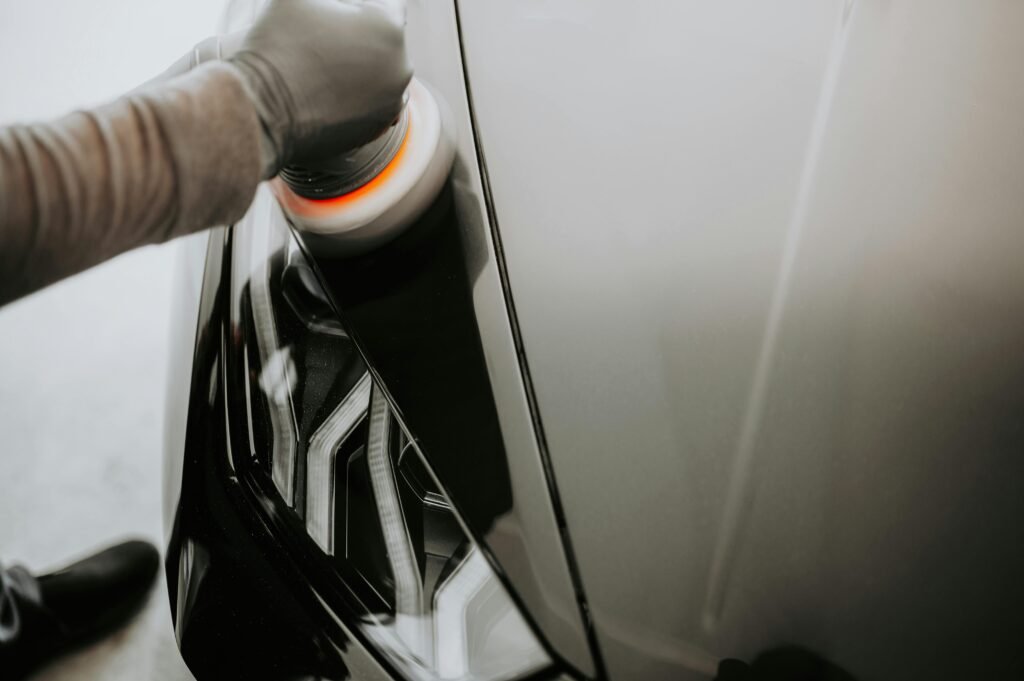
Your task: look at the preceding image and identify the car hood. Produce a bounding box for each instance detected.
[457,1,1024,679]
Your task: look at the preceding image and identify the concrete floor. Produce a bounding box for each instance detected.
[0,2,225,679]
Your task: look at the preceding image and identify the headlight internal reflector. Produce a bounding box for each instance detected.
[227,196,551,681]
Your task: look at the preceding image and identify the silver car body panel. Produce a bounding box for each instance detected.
[458,1,1024,679]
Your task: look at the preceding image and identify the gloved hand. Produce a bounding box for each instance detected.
[229,0,413,178]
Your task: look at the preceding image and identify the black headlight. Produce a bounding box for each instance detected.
[224,190,552,681]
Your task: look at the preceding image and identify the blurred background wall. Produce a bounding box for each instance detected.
[0,2,226,679]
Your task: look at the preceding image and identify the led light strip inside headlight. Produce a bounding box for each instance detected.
[306,372,372,554]
[228,195,552,680]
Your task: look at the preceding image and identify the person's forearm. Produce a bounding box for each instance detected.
[0,62,262,306]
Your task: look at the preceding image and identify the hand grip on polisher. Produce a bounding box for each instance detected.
[273,78,456,256]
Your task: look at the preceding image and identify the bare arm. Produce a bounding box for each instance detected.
[0,63,262,306]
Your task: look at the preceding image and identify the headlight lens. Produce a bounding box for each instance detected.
[227,193,551,681]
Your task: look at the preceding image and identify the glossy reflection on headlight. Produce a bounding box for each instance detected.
[227,195,551,681]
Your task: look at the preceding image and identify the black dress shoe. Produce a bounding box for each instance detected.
[0,539,160,680]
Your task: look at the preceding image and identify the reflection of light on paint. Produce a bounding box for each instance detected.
[258,348,295,404]
[702,0,861,632]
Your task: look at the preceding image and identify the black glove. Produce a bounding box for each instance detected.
[230,0,413,177]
